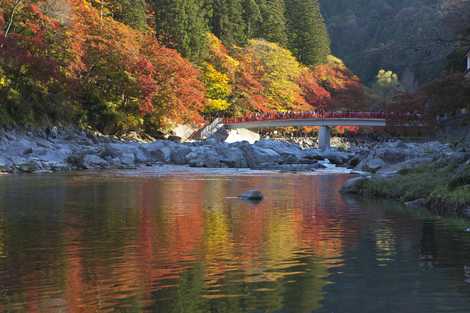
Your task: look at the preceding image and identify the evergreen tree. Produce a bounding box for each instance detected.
[285,0,331,65]
[111,0,147,30]
[211,0,247,46]
[243,0,262,39]
[256,0,288,46]
[153,0,209,63]
[89,0,147,30]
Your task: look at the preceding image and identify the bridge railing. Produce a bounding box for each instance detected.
[223,111,384,125]
[223,111,425,125]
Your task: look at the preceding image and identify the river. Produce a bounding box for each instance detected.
[0,167,470,313]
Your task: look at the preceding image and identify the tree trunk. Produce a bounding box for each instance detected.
[4,0,23,40]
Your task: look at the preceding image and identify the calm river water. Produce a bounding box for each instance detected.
[0,167,470,313]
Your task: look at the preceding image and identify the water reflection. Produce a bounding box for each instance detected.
[0,172,469,313]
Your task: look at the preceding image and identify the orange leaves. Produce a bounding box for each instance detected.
[0,0,207,131]
[146,43,206,124]
[310,56,367,111]
[298,70,331,110]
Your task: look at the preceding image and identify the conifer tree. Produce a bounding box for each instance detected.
[211,0,247,46]
[243,0,262,39]
[256,0,288,47]
[285,0,331,65]
[111,0,147,30]
[153,0,209,63]
[89,0,147,30]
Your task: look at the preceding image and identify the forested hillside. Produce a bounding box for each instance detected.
[320,0,470,87]
[0,0,366,135]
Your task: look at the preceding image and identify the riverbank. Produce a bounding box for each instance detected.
[0,127,362,174]
[0,127,459,176]
[342,145,470,222]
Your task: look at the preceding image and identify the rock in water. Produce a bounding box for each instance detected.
[240,190,264,201]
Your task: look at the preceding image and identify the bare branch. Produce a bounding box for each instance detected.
[4,0,23,39]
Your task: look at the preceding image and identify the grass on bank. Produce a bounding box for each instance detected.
[360,160,470,218]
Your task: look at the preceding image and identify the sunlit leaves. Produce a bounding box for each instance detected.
[234,39,307,112]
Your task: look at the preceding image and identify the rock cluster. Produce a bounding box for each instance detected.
[0,128,355,174]
[353,140,453,175]
[0,129,461,176]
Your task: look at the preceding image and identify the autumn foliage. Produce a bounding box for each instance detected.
[0,0,205,132]
[0,0,368,133]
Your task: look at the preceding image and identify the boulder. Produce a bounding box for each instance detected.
[143,141,174,163]
[17,159,43,173]
[363,158,386,172]
[81,154,109,169]
[134,146,152,164]
[119,152,136,168]
[378,157,433,176]
[255,140,305,163]
[302,149,324,161]
[186,146,225,168]
[340,176,369,194]
[214,145,248,168]
[319,150,353,165]
[67,153,108,169]
[170,146,193,165]
[240,190,264,201]
[374,147,408,164]
[236,142,282,168]
[99,144,125,159]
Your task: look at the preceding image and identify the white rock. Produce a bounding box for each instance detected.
[225,128,260,144]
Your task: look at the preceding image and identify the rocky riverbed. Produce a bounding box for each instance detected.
[0,127,458,175]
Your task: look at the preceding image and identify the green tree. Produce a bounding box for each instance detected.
[243,0,262,39]
[285,0,330,65]
[371,69,403,110]
[89,0,147,30]
[210,0,246,46]
[153,0,209,63]
[110,0,147,30]
[256,0,288,46]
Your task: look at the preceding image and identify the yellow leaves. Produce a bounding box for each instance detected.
[205,99,231,112]
[376,69,399,87]
[0,73,9,88]
[241,39,304,111]
[203,63,232,112]
[207,33,239,76]
[325,55,345,69]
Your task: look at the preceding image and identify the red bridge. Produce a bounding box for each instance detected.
[221,111,423,149]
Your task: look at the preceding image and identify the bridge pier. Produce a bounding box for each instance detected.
[318,126,331,150]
